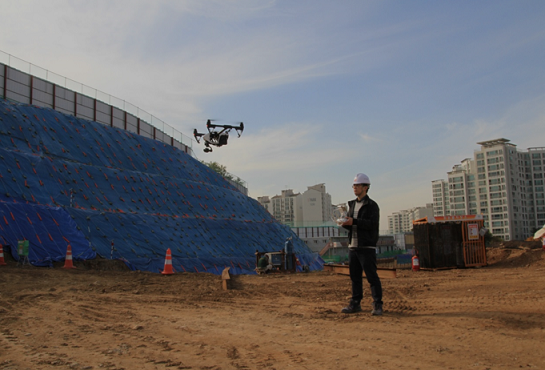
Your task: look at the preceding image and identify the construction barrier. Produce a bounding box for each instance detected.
[161,248,174,275]
[62,244,76,269]
[0,244,6,266]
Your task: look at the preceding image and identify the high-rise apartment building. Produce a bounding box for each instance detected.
[268,189,300,225]
[431,179,449,217]
[387,204,434,234]
[298,184,332,226]
[256,196,271,214]
[257,184,333,227]
[257,184,336,252]
[432,138,545,241]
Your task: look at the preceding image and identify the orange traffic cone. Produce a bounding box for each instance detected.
[0,244,7,266]
[62,244,76,269]
[161,248,174,275]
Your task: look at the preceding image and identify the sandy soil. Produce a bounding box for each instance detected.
[1,244,544,370]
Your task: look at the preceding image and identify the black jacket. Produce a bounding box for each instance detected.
[342,195,380,248]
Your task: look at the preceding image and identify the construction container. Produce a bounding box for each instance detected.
[413,215,487,269]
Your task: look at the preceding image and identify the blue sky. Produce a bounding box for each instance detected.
[2,0,545,231]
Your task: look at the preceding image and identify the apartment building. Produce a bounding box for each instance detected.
[257,184,337,251]
[432,138,545,241]
[257,184,333,227]
[256,195,271,214]
[387,204,434,234]
[265,189,300,225]
[298,184,333,226]
[431,179,449,217]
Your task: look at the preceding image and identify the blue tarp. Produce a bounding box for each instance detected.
[0,99,323,273]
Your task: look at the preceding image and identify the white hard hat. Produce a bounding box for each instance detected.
[353,173,370,185]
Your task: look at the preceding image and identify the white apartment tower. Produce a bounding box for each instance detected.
[257,184,333,227]
[256,196,271,214]
[433,138,545,241]
[387,204,434,234]
[269,189,299,225]
[297,184,333,226]
[431,179,449,217]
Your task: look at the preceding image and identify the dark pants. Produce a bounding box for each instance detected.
[348,248,383,305]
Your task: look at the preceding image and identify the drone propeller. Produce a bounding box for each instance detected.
[207,119,243,125]
[236,122,244,137]
[193,129,203,143]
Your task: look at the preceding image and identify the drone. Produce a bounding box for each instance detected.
[193,119,244,153]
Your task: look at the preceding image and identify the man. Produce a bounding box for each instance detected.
[256,254,271,274]
[340,173,383,316]
[284,237,294,271]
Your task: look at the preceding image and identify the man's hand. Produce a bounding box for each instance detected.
[342,217,353,226]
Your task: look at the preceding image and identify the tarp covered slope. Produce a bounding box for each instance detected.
[0,99,323,273]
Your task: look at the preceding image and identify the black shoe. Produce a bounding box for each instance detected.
[371,303,383,316]
[341,300,362,314]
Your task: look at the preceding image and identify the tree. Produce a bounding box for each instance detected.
[484,230,503,247]
[202,161,228,177]
[201,161,245,187]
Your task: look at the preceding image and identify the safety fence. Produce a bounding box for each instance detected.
[0,50,192,151]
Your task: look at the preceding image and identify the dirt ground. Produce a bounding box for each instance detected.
[1,243,545,370]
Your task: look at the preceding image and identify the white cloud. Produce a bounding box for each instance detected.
[200,122,345,172]
[359,133,381,143]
